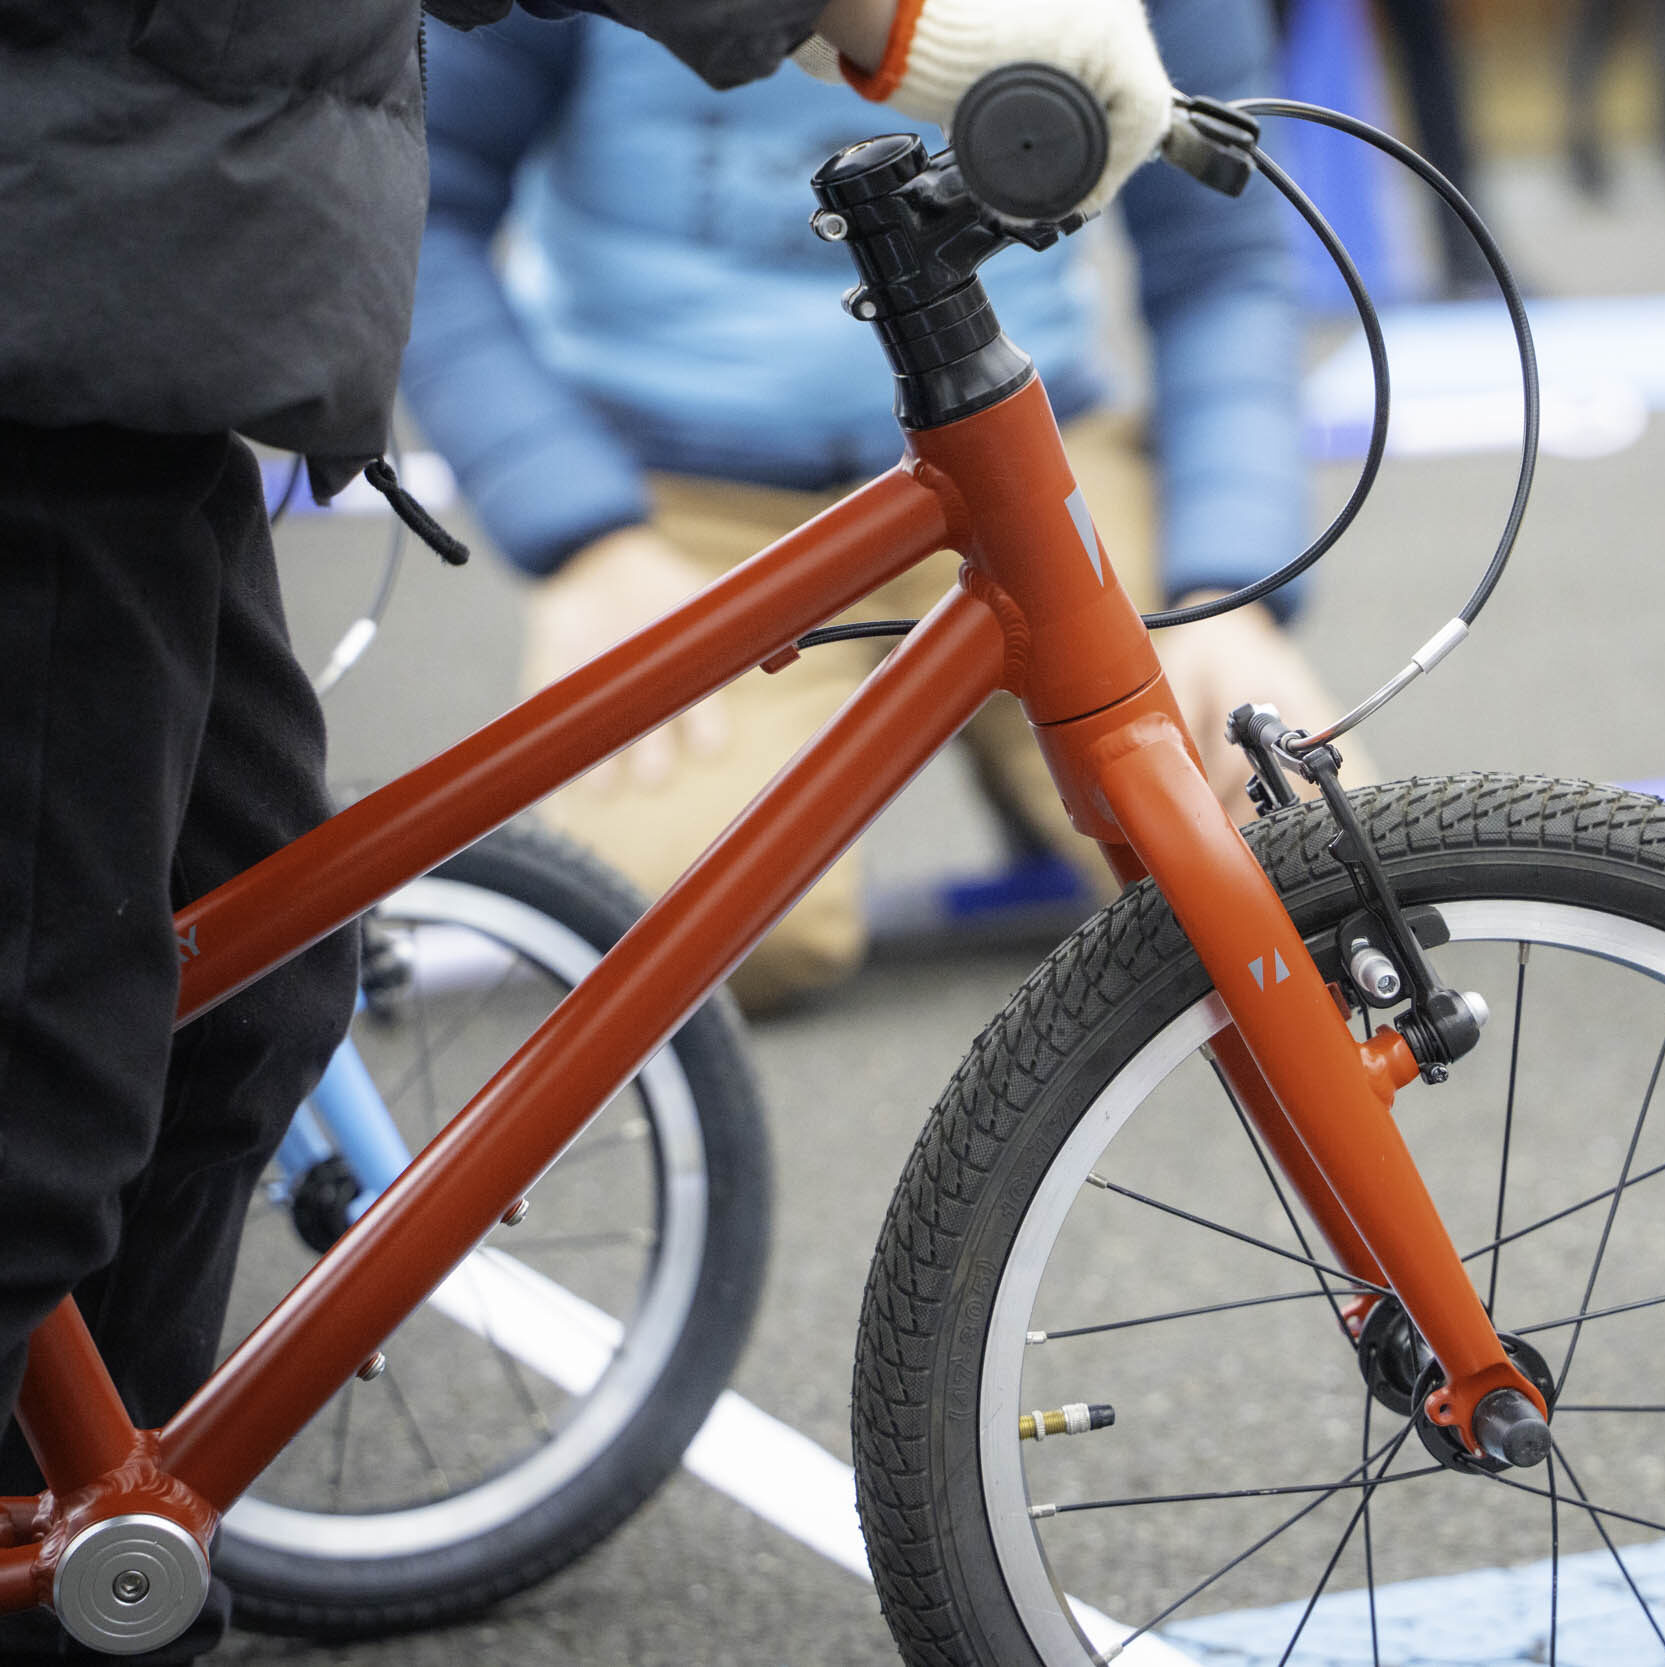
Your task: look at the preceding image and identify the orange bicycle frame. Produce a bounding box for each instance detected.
[0,320,1540,1647]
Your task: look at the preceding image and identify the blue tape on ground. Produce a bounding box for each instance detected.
[1164,1537,1665,1666]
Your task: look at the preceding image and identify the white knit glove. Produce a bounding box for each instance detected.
[795,0,1173,216]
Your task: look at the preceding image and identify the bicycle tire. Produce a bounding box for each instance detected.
[217,825,770,1636]
[855,774,1665,1666]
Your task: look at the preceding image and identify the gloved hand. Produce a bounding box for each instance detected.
[799,0,1173,215]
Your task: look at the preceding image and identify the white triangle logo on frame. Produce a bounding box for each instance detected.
[1065,486,1104,584]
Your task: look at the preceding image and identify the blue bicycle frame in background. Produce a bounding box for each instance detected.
[272,998,410,1231]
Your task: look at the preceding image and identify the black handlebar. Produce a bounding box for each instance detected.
[952,63,1109,222]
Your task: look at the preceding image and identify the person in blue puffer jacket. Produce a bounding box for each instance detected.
[406,0,1364,1010]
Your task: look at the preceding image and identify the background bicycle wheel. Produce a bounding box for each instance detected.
[215,828,769,1635]
[219,144,1665,1665]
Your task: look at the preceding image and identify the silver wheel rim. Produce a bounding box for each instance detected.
[225,874,709,1559]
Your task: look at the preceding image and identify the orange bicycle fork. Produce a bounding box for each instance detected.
[907,377,1549,1460]
[2,390,1537,1648]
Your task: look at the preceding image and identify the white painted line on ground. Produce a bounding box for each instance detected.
[429,1249,1201,1664]
[1304,294,1665,462]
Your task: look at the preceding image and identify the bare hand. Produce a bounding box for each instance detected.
[522,526,730,793]
[1155,593,1379,825]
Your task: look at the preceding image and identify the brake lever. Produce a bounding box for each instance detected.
[1162,93,1260,197]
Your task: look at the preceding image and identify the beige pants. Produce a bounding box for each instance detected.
[537,412,1154,1010]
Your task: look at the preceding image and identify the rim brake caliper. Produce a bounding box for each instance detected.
[1227,702,1489,1085]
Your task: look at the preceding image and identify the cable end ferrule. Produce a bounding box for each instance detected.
[1410,618,1469,676]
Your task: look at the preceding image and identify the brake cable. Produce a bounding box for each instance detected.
[1156,94,1540,754]
[800,91,1542,724]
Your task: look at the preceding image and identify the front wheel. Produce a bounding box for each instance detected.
[855,775,1665,1666]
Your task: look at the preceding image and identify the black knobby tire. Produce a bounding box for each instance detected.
[219,825,770,1636]
[854,775,1665,1666]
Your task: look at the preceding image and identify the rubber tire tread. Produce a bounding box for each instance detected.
[852,774,1665,1667]
[219,824,772,1637]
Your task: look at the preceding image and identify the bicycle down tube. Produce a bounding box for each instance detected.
[4,145,1545,1645]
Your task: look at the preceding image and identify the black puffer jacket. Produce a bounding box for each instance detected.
[0,0,822,494]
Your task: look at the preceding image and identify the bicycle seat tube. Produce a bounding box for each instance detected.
[814,131,1547,1461]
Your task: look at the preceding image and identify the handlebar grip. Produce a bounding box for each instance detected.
[952,63,1109,221]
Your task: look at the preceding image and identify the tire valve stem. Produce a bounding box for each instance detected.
[1019,1402,1116,1442]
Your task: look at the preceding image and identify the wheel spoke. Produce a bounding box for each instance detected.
[1031,1284,1373,1343]
[455,1255,557,1439]
[376,937,531,1124]
[1552,1435,1665,1650]
[1362,1392,1381,1667]
[1461,1156,1665,1266]
[1548,1448,1560,1667]
[1050,1453,1439,1514]
[1085,1173,1389,1294]
[1483,1469,1665,1538]
[327,1387,353,1510]
[1555,1033,1665,1400]
[391,933,445,1139]
[1274,1418,1398,1667]
[1554,1402,1665,1414]
[506,1227,658,1255]
[1089,1425,1419,1658]
[1515,1289,1665,1337]
[1213,1054,1354,1339]
[1487,947,1529,1317]
[379,1359,452,1496]
[562,1116,652,1164]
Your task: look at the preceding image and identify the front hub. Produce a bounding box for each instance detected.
[1358,1299,1555,1471]
[1356,1296,1426,1417]
[1412,1334,1556,1473]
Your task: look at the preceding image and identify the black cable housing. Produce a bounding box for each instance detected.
[1231,97,1539,628]
[797,619,918,649]
[1141,135,1391,630]
[792,97,1538,655]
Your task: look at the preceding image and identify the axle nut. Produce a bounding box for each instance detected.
[1473,1386,1551,1469]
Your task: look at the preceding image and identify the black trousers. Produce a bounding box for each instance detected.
[0,424,357,1660]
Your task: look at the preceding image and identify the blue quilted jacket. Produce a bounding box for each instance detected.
[404,0,1306,613]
